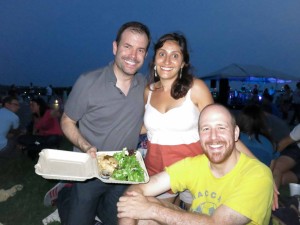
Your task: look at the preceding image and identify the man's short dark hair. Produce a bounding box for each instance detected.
[2,96,18,106]
[115,21,151,51]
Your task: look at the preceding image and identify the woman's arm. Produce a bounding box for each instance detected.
[191,79,214,111]
[141,86,150,135]
[140,124,147,135]
[236,139,255,158]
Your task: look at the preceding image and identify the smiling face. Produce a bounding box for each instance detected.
[113,28,148,77]
[199,105,239,164]
[154,40,185,80]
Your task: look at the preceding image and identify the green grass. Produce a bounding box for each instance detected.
[0,138,72,225]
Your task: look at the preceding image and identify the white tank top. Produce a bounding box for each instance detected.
[144,88,200,145]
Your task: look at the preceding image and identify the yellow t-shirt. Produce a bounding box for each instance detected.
[166,152,273,225]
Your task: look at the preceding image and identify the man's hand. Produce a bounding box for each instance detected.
[117,191,159,220]
[272,182,279,210]
[85,146,97,158]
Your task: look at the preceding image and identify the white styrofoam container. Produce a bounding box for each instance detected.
[35,149,149,184]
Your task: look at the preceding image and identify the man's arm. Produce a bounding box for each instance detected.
[118,191,250,225]
[60,112,97,157]
[124,171,171,197]
[153,203,250,225]
[278,124,300,152]
[118,171,172,225]
[277,136,295,152]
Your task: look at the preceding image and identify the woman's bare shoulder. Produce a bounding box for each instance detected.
[191,78,214,109]
[191,78,211,94]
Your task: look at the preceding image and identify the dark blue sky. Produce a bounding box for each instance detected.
[1,0,299,87]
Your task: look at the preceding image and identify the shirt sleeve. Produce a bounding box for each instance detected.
[166,156,204,194]
[223,163,273,224]
[290,124,300,142]
[64,73,92,121]
[13,116,19,129]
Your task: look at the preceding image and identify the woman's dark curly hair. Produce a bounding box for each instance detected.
[237,104,273,145]
[31,97,49,117]
[148,32,194,99]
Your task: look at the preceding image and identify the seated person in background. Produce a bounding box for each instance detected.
[0,96,20,158]
[117,104,274,225]
[279,84,292,120]
[261,104,290,144]
[290,81,300,125]
[237,104,277,167]
[273,123,300,189]
[17,97,63,159]
[261,89,281,118]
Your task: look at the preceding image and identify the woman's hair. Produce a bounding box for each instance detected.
[237,104,273,144]
[31,97,49,117]
[148,32,194,99]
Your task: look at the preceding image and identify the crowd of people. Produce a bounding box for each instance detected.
[1,21,300,225]
[0,84,64,160]
[17,97,63,160]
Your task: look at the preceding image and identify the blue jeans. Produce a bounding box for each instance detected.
[57,179,128,225]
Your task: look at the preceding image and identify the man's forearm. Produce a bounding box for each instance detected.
[118,217,137,225]
[61,114,93,152]
[151,204,250,225]
[151,203,208,225]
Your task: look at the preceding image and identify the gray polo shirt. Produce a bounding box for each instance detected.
[64,62,146,152]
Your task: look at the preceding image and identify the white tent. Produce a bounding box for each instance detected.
[200,63,298,83]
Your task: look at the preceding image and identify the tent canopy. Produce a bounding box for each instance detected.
[200,63,298,83]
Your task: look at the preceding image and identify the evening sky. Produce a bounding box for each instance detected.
[0,0,299,87]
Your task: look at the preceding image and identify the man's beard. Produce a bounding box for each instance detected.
[202,141,233,164]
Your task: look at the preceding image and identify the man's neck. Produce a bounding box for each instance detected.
[209,149,240,178]
[113,63,134,96]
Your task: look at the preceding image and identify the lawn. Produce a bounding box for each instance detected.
[0,138,72,225]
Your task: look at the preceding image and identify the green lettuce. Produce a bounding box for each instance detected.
[111,148,145,182]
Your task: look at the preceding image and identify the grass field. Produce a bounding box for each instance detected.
[0,139,72,225]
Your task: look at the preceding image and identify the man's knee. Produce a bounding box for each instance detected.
[273,157,296,172]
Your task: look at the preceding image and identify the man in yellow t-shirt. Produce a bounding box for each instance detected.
[117,104,273,225]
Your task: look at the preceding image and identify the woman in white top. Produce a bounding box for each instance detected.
[143,33,256,208]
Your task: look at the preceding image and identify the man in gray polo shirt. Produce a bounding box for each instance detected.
[57,21,151,225]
